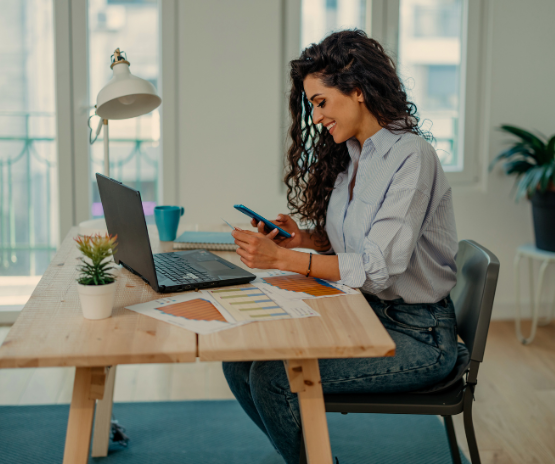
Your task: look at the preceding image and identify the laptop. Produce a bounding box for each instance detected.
[96,173,256,293]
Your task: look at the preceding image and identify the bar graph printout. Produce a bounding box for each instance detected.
[208,284,318,322]
[125,292,243,335]
[157,298,227,322]
[253,271,358,301]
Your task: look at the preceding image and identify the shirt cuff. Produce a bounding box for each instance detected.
[360,240,390,293]
[337,253,367,287]
[337,241,391,291]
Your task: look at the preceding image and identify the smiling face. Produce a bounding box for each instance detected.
[303,74,382,147]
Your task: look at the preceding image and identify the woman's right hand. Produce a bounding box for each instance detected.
[251,214,303,249]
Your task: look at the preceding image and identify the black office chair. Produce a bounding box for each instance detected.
[299,240,500,464]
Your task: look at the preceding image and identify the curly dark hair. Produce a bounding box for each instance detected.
[285,29,431,245]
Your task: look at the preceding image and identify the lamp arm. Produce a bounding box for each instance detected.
[103,120,110,177]
[88,115,103,144]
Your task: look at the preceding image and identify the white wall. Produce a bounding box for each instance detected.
[177,0,288,227]
[174,0,555,320]
[453,0,555,319]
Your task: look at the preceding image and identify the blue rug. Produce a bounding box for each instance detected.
[0,400,469,463]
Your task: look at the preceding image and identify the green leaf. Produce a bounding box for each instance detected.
[515,166,547,201]
[500,125,547,163]
[515,168,538,201]
[500,125,546,148]
[504,159,535,175]
[529,166,545,196]
[546,136,555,163]
[539,163,555,191]
[489,143,534,171]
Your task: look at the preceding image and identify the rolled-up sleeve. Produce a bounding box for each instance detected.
[337,150,432,290]
[338,187,430,289]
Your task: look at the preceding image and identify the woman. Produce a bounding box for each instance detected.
[224,29,459,464]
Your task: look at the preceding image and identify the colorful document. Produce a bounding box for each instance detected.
[125,271,352,334]
[125,274,325,334]
[208,283,318,322]
[125,292,242,335]
[156,298,227,322]
[252,271,358,301]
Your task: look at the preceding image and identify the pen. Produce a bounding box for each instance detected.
[222,218,242,231]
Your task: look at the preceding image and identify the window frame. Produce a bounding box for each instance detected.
[54,0,90,239]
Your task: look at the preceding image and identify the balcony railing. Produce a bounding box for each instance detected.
[0,112,159,276]
[0,111,57,276]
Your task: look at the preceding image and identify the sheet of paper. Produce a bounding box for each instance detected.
[252,271,358,301]
[207,283,319,322]
[125,292,247,335]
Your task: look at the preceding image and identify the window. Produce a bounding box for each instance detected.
[0,0,57,312]
[398,0,465,171]
[302,0,367,50]
[88,0,160,223]
[413,3,461,38]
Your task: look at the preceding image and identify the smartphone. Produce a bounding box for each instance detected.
[234,204,292,239]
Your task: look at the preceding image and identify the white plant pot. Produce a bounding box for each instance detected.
[77,281,117,320]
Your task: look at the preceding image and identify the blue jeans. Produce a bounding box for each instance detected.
[222,293,459,464]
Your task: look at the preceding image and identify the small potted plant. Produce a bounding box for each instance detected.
[489,125,555,252]
[74,233,118,320]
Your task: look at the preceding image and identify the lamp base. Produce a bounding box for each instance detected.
[78,218,108,236]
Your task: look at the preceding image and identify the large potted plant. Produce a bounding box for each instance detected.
[75,233,119,319]
[489,125,555,252]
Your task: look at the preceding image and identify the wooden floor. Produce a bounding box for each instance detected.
[0,320,554,463]
[451,320,555,464]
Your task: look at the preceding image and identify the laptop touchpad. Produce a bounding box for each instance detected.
[199,260,233,272]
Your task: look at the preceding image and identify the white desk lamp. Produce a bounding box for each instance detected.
[79,48,162,235]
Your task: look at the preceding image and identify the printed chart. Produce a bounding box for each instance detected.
[209,284,290,322]
[126,294,236,335]
[262,274,345,297]
[156,298,227,322]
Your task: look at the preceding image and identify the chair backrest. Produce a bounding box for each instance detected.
[451,240,500,363]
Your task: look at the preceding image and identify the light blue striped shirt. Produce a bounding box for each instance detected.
[325,127,458,304]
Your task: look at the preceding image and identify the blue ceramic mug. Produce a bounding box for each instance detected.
[154,206,184,241]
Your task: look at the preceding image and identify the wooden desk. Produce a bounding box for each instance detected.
[0,226,395,464]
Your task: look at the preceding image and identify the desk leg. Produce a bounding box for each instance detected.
[284,359,333,464]
[63,367,107,464]
[91,365,117,457]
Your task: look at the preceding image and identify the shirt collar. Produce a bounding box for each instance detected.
[346,127,402,161]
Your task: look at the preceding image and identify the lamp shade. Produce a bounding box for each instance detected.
[96,57,161,120]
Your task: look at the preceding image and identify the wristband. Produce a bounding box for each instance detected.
[306,253,312,277]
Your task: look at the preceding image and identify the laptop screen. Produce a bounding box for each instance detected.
[96,173,160,291]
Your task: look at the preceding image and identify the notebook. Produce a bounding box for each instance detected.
[173,231,237,251]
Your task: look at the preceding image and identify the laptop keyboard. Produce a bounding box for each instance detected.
[153,253,213,285]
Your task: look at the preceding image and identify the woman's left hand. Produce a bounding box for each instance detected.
[232,228,284,269]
